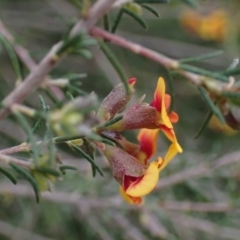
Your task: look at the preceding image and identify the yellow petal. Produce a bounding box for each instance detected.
[126,161,159,197]
[119,186,142,204]
[157,78,172,129]
[158,144,179,171]
[161,126,182,153]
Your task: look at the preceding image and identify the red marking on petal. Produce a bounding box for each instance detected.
[137,129,159,163]
[150,78,165,112]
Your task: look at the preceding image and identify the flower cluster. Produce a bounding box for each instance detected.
[95,77,182,204]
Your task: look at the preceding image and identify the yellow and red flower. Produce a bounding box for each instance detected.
[103,77,182,155]
[98,77,182,204]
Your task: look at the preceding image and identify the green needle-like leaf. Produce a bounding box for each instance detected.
[103,14,110,31]
[220,67,240,77]
[69,143,104,177]
[179,50,223,63]
[179,63,229,82]
[111,9,124,33]
[15,112,39,162]
[123,7,148,30]
[59,165,78,174]
[222,91,240,99]
[0,167,17,184]
[141,4,160,17]
[0,33,22,81]
[195,111,213,139]
[101,115,123,128]
[67,84,88,96]
[10,163,40,202]
[83,139,96,177]
[74,49,93,59]
[100,41,129,95]
[35,167,60,177]
[45,87,62,108]
[198,87,225,124]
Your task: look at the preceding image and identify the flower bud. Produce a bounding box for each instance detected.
[102,144,146,185]
[97,78,136,121]
[103,103,159,131]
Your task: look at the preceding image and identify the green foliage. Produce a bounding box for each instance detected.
[9,163,40,203]
[0,33,22,81]
[1,0,240,239]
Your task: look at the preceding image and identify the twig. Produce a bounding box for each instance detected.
[0,20,36,70]
[0,220,54,240]
[169,212,240,240]
[141,209,169,238]
[90,27,229,87]
[74,204,113,240]
[160,201,238,212]
[112,213,148,240]
[0,0,116,120]
[0,153,31,168]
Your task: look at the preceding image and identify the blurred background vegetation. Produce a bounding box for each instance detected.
[0,0,240,239]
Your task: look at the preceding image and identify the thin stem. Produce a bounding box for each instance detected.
[0,0,116,120]
[0,153,31,168]
[90,27,230,88]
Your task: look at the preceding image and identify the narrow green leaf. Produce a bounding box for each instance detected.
[181,0,198,8]
[141,4,160,17]
[31,118,43,136]
[100,41,129,95]
[76,38,97,48]
[103,14,110,31]
[222,91,240,99]
[198,87,225,124]
[0,167,17,184]
[65,73,87,81]
[15,112,39,162]
[97,137,116,146]
[111,9,124,33]
[45,88,62,108]
[69,143,104,177]
[179,63,229,82]
[10,163,40,202]
[227,58,239,70]
[195,111,213,139]
[39,95,48,112]
[179,50,223,63]
[54,135,84,143]
[62,18,77,41]
[100,115,123,128]
[74,49,93,59]
[221,67,240,77]
[123,7,148,30]
[0,33,22,81]
[67,84,88,96]
[35,167,60,177]
[59,165,78,174]
[83,139,96,177]
[57,34,83,55]
[66,91,75,101]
